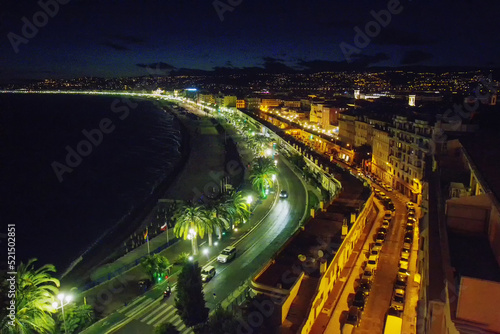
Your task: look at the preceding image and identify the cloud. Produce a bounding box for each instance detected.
[373,29,435,46]
[111,34,145,45]
[101,41,130,51]
[136,62,176,75]
[400,50,434,65]
[297,53,390,71]
[262,57,294,72]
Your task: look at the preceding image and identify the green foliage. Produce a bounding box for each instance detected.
[289,153,305,169]
[174,203,213,254]
[175,252,191,265]
[155,322,180,334]
[55,303,95,334]
[0,258,60,334]
[249,157,278,196]
[174,262,208,327]
[141,254,172,282]
[194,307,240,334]
[221,190,251,227]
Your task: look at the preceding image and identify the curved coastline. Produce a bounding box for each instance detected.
[62,101,190,286]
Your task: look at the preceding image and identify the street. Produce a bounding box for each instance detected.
[86,151,307,334]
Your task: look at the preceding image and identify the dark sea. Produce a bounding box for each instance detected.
[0,93,182,273]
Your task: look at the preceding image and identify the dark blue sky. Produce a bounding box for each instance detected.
[1,0,499,82]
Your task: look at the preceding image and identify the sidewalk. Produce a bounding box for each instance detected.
[80,106,277,316]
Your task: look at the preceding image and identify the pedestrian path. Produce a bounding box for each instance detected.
[117,297,194,334]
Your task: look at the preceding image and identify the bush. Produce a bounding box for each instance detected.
[175,252,190,265]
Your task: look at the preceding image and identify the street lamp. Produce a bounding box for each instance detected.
[246,195,253,204]
[52,293,72,334]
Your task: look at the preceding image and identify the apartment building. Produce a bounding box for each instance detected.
[245,97,261,111]
[236,99,245,109]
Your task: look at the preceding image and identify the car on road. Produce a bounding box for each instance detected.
[366,258,378,270]
[391,288,406,311]
[378,227,388,235]
[384,184,393,192]
[372,242,383,252]
[358,279,372,296]
[138,279,152,290]
[399,258,409,270]
[362,268,375,281]
[279,190,288,198]
[375,232,386,243]
[217,246,236,263]
[404,234,413,244]
[201,265,216,282]
[346,306,361,326]
[401,248,410,260]
[395,276,407,289]
[370,249,380,259]
[397,268,410,280]
[352,290,366,310]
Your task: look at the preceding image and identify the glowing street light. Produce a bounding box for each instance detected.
[246,195,253,204]
[272,174,276,181]
[52,293,72,334]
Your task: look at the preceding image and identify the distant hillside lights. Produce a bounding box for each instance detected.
[7,0,72,54]
[339,0,404,63]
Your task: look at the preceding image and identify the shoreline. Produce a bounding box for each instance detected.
[61,101,191,286]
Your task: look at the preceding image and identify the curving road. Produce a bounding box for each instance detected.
[109,154,307,333]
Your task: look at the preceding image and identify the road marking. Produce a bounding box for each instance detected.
[118,296,146,313]
[146,305,176,325]
[125,299,155,318]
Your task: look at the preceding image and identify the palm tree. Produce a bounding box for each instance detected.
[0,259,60,334]
[204,199,231,241]
[247,134,271,156]
[223,190,250,227]
[173,203,211,255]
[249,157,278,197]
[141,254,172,282]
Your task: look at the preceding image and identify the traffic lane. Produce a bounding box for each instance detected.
[114,155,307,333]
[203,157,306,308]
[355,201,407,333]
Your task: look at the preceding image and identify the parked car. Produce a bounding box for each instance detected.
[382,220,390,228]
[366,258,378,270]
[201,265,216,282]
[375,233,386,243]
[352,291,366,310]
[401,248,410,260]
[372,242,383,252]
[362,268,375,281]
[384,211,393,220]
[395,276,407,289]
[370,249,380,259]
[138,279,152,290]
[397,268,410,280]
[217,246,236,263]
[358,279,372,296]
[384,185,393,192]
[403,242,412,251]
[406,202,415,210]
[346,306,361,326]
[405,225,414,233]
[391,288,406,311]
[399,258,409,270]
[378,227,388,235]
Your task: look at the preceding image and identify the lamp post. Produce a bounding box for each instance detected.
[52,293,72,334]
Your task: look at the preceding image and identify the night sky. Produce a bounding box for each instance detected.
[1,0,499,82]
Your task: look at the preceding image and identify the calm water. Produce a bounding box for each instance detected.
[0,94,181,272]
